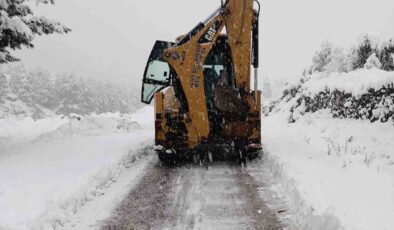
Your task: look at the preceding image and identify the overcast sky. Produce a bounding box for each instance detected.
[15,0,394,88]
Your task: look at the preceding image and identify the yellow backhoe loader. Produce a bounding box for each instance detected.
[141,0,262,164]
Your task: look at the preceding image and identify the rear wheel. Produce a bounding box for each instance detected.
[157,151,178,166]
[208,151,213,163]
[193,154,199,164]
[247,151,262,160]
[238,149,247,169]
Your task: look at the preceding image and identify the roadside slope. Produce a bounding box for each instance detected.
[0,106,155,230]
[261,111,394,229]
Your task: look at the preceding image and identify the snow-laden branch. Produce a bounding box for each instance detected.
[0,0,70,63]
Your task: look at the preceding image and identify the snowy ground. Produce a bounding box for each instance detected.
[0,107,155,230]
[253,110,394,230]
[0,116,68,149]
[2,91,394,230]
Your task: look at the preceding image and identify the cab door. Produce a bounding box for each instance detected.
[141,41,174,104]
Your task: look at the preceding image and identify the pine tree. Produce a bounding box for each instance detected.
[346,46,358,72]
[354,35,376,69]
[2,65,141,116]
[54,73,84,114]
[8,64,33,105]
[364,53,382,69]
[379,39,394,71]
[311,41,333,72]
[324,47,348,73]
[0,0,71,63]
[29,68,53,107]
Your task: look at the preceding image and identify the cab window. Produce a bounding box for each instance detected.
[141,41,174,104]
[146,60,170,83]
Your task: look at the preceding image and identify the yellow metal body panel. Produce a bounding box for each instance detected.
[154,92,165,144]
[163,87,181,111]
[224,0,254,89]
[164,17,225,148]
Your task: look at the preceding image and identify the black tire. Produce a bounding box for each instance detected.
[157,151,178,166]
[247,150,262,160]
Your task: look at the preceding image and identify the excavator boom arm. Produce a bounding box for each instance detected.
[140,0,261,156]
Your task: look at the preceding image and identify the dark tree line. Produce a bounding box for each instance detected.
[287,85,394,123]
[352,36,394,71]
[379,40,394,71]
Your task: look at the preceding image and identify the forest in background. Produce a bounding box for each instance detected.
[0,64,141,118]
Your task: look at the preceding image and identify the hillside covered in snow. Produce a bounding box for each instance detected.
[259,40,394,229]
[0,65,141,119]
[266,35,394,124]
[274,68,394,123]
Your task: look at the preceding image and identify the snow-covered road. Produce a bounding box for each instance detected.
[102,162,282,230]
[62,152,156,230]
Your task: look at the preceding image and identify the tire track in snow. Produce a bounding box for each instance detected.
[102,162,282,230]
[102,161,174,230]
[62,146,156,230]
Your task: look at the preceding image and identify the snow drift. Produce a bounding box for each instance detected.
[259,69,394,229]
[0,106,155,230]
[259,110,394,230]
[35,113,141,142]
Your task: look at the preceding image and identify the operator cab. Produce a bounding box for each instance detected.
[141,41,174,104]
[203,36,235,108]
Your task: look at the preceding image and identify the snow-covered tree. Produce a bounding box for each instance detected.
[353,35,376,69]
[29,68,53,106]
[55,73,85,114]
[1,65,141,117]
[379,39,394,71]
[364,53,382,69]
[8,64,33,105]
[346,46,358,72]
[323,48,348,73]
[311,41,333,72]
[309,41,357,74]
[0,0,71,63]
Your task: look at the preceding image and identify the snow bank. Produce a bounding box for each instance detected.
[269,69,394,123]
[0,116,69,147]
[258,110,394,230]
[303,69,394,98]
[0,99,32,119]
[35,113,141,142]
[0,106,155,230]
[0,107,153,146]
